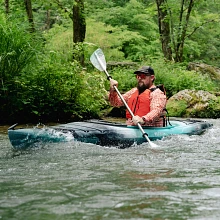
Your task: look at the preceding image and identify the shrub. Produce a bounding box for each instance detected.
[0,15,42,123]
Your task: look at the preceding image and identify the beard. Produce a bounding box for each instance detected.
[137,81,148,94]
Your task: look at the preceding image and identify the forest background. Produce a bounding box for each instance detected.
[0,0,220,124]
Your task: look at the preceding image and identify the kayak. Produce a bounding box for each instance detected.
[8,119,212,150]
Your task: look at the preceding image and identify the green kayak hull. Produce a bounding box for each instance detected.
[8,119,212,150]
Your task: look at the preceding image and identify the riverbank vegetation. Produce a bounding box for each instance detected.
[0,0,220,124]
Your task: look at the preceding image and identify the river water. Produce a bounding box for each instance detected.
[0,119,220,220]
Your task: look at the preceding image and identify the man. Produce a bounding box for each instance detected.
[109,66,167,127]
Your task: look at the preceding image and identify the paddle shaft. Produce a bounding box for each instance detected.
[94,52,152,144]
[111,83,151,143]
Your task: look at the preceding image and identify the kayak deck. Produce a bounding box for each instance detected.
[8,119,213,150]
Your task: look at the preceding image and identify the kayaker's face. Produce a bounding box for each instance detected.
[136,73,154,92]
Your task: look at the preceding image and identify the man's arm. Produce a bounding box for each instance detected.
[109,86,137,107]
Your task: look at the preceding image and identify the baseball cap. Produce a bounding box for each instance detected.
[134,66,154,75]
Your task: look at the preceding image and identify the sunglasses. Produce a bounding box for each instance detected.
[136,73,151,79]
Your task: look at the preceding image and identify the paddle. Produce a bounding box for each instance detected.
[90,48,159,148]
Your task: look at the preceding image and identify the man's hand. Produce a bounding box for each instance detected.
[132,115,145,125]
[110,79,118,91]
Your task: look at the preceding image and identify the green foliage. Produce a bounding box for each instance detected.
[87,0,162,61]
[1,0,220,123]
[6,49,109,123]
[0,14,42,123]
[2,0,27,23]
[101,58,218,99]
[193,97,220,119]
[43,23,72,60]
[190,21,220,67]
[180,1,220,67]
[5,0,219,66]
[75,70,109,118]
[0,15,37,79]
[166,100,188,117]
[151,59,218,98]
[0,14,109,123]
[106,67,137,93]
[84,0,115,16]
[85,19,127,61]
[21,56,81,122]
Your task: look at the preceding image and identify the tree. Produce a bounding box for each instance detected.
[155,0,195,62]
[89,0,161,61]
[24,0,35,32]
[73,0,86,65]
[155,0,220,62]
[54,0,86,65]
[5,0,9,14]
[73,0,85,43]
[155,0,172,60]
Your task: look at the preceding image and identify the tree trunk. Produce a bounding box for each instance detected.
[155,0,173,60]
[5,0,9,14]
[155,0,195,62]
[45,9,51,30]
[24,0,35,33]
[73,0,86,43]
[72,0,86,65]
[175,0,194,62]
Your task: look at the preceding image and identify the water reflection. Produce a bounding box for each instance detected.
[122,170,172,191]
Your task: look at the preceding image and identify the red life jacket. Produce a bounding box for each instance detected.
[126,89,151,119]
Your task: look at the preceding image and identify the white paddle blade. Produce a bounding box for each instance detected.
[148,141,160,148]
[90,48,107,71]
